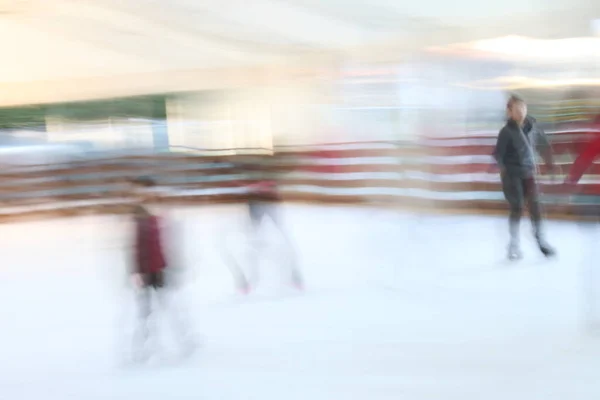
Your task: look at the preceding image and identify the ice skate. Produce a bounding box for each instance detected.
[507,242,523,261]
[237,277,251,295]
[176,335,201,361]
[290,269,304,290]
[131,343,151,364]
[536,236,556,258]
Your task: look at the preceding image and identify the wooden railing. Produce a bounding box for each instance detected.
[421,128,600,216]
[0,132,598,221]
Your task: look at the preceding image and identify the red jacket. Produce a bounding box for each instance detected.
[565,114,600,184]
[134,215,166,274]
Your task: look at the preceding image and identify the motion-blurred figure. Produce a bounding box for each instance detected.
[493,95,556,260]
[564,114,600,186]
[244,167,304,291]
[129,178,195,362]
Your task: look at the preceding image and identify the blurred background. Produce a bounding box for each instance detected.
[3,1,600,399]
[1,0,599,219]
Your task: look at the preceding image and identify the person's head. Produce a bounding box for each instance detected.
[132,176,156,189]
[507,95,527,124]
[130,176,156,202]
[132,204,150,218]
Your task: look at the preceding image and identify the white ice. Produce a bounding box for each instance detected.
[1,204,600,400]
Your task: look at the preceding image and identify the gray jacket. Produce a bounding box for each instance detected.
[493,116,551,178]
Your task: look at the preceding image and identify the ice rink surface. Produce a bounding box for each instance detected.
[1,204,600,400]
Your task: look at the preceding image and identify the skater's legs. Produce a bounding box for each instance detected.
[264,203,303,287]
[247,201,267,286]
[523,177,542,237]
[502,174,524,245]
[248,200,266,231]
[133,285,152,357]
[523,177,555,255]
[155,287,195,347]
[246,200,304,288]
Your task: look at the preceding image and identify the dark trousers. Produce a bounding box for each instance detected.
[246,200,302,286]
[248,200,278,229]
[501,173,543,243]
[137,271,165,320]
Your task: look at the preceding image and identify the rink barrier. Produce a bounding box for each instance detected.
[0,133,597,221]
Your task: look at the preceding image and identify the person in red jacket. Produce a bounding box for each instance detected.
[129,181,196,362]
[564,114,600,185]
[132,204,166,289]
[130,204,167,361]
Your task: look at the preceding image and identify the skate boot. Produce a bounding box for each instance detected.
[290,269,304,290]
[131,322,152,364]
[178,334,201,360]
[131,343,151,364]
[507,241,523,261]
[536,235,556,258]
[238,278,251,295]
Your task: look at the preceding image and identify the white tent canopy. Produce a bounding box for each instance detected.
[0,0,598,105]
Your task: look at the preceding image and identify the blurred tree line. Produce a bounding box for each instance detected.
[517,87,600,127]
[0,95,167,131]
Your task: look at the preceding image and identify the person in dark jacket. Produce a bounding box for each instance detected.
[493,95,556,260]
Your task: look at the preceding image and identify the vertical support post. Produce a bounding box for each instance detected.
[151,96,169,151]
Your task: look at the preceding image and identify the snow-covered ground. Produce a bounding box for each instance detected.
[1,204,599,400]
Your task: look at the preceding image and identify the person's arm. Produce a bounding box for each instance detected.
[493,128,509,173]
[149,216,167,270]
[566,138,600,184]
[535,126,555,172]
